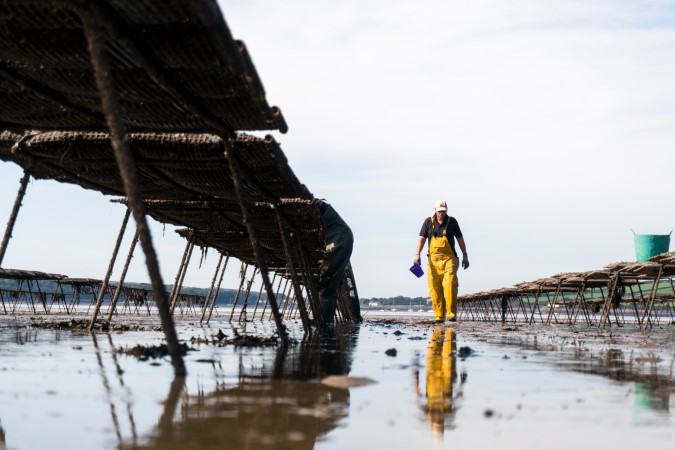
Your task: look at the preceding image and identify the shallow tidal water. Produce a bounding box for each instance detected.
[0,314,673,450]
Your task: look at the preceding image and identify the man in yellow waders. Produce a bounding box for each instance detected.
[414,200,469,323]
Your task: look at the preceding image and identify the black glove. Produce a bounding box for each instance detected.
[461,254,470,270]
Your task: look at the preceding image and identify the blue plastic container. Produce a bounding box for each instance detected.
[409,264,424,278]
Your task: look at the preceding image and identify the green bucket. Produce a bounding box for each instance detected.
[633,230,672,262]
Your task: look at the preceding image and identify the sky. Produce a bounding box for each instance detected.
[1,0,675,299]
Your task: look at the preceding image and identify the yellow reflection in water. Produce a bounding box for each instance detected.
[424,328,458,440]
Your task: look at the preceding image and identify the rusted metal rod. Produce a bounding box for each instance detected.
[297,243,324,327]
[238,267,258,322]
[0,290,7,315]
[273,205,310,330]
[89,208,131,330]
[283,282,295,319]
[279,278,292,319]
[170,239,195,315]
[229,263,248,321]
[47,281,67,314]
[599,273,619,328]
[640,265,664,330]
[200,253,224,323]
[106,229,140,323]
[545,283,563,325]
[27,279,42,314]
[226,148,287,342]
[81,5,185,376]
[271,277,290,321]
[668,278,675,322]
[250,276,267,320]
[261,273,283,320]
[205,256,229,325]
[168,237,192,313]
[287,290,298,319]
[0,170,30,267]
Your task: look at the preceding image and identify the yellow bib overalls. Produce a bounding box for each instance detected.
[427,216,459,321]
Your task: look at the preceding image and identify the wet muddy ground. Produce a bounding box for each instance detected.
[0,312,673,450]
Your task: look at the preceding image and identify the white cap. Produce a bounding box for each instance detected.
[434,200,447,212]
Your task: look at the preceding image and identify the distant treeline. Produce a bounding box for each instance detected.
[0,278,270,305]
[361,296,429,306]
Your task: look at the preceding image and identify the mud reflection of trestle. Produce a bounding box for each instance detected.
[117,325,359,450]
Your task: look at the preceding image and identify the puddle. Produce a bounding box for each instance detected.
[0,317,673,449]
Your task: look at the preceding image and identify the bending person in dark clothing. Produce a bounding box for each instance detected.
[314,199,354,323]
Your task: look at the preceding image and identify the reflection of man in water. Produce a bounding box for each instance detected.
[424,328,458,439]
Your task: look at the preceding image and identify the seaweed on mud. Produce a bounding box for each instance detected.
[367,318,405,326]
[190,332,280,347]
[117,342,193,360]
[189,328,281,347]
[457,346,476,359]
[28,318,133,332]
[223,334,280,347]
